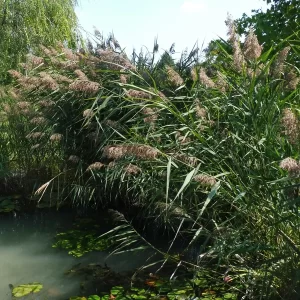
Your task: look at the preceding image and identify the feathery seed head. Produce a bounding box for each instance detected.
[49,133,63,142]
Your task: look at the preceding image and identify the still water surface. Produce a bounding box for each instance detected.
[0,211,149,299]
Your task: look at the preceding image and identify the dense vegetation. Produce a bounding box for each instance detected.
[1,1,300,299]
[0,0,79,82]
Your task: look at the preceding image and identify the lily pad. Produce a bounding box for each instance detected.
[0,197,19,212]
[12,282,43,297]
[53,229,111,257]
[88,296,101,300]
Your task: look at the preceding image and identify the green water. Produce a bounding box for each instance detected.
[0,211,149,299]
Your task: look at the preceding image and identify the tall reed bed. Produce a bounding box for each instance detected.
[3,20,300,298]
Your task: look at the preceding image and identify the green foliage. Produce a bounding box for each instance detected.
[11,282,43,298]
[0,195,20,212]
[4,24,300,298]
[236,0,300,50]
[70,280,238,300]
[53,219,112,257]
[0,0,79,82]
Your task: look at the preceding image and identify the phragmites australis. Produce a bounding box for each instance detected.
[126,89,152,100]
[285,70,300,90]
[8,70,22,79]
[52,73,72,84]
[17,101,30,110]
[120,74,128,84]
[38,100,55,108]
[281,108,299,144]
[69,80,100,94]
[191,67,198,82]
[86,162,105,171]
[49,133,63,142]
[97,49,135,71]
[272,46,290,78]
[175,131,191,145]
[166,65,184,87]
[8,88,20,99]
[30,144,40,150]
[174,153,198,167]
[68,155,81,164]
[39,72,59,90]
[243,30,262,61]
[59,45,79,62]
[279,157,300,176]
[104,119,119,129]
[26,132,45,139]
[26,54,44,67]
[74,69,89,81]
[225,15,245,71]
[199,68,215,88]
[194,99,207,119]
[216,71,228,92]
[194,174,217,187]
[22,77,41,90]
[142,107,158,125]
[83,109,94,118]
[40,45,53,56]
[102,144,160,160]
[30,117,47,126]
[124,164,142,175]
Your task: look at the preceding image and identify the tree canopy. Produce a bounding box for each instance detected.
[236,0,300,50]
[0,0,79,81]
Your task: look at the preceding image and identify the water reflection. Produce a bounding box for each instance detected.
[0,211,150,299]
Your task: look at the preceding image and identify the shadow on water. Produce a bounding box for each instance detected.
[0,211,152,299]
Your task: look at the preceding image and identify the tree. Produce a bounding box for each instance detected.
[0,0,79,81]
[236,0,300,50]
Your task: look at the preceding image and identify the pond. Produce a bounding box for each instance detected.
[0,211,151,299]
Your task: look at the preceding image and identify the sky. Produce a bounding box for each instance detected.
[75,0,268,56]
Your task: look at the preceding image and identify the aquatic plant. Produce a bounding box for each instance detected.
[3,23,300,299]
[11,282,43,298]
